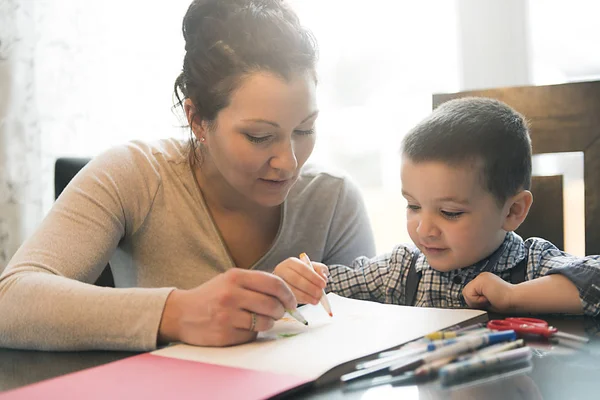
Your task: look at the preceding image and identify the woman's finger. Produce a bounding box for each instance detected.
[234,286,286,320]
[230,309,276,332]
[232,269,297,311]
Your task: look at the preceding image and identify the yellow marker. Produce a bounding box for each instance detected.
[300,252,333,317]
[424,331,458,341]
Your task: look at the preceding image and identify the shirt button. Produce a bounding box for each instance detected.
[453,276,463,285]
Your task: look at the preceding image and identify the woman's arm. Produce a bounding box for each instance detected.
[0,141,301,351]
[0,142,170,351]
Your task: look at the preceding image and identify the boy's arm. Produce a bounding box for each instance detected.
[463,241,600,315]
[510,274,583,314]
[544,257,600,317]
[463,272,583,314]
[327,247,414,304]
[529,242,600,316]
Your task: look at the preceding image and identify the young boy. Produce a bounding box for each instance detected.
[275,97,600,316]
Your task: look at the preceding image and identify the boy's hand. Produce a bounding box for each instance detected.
[462,272,516,313]
[273,257,329,305]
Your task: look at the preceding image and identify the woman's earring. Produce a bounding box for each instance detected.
[200,137,205,143]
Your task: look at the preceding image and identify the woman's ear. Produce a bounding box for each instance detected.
[502,190,533,232]
[184,99,206,141]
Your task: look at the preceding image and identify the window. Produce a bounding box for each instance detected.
[291,0,460,251]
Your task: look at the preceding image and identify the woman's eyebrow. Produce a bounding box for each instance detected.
[241,110,319,128]
[241,118,279,127]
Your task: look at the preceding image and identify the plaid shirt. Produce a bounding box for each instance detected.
[328,232,600,317]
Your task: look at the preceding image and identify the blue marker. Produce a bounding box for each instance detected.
[345,330,516,383]
[389,330,517,375]
[439,346,532,385]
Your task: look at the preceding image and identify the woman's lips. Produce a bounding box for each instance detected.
[259,178,292,189]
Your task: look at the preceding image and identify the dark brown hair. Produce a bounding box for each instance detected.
[402,97,532,205]
[173,0,318,163]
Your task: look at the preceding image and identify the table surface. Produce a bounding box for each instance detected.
[2,315,599,399]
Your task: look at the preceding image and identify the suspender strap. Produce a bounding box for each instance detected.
[404,249,422,306]
[405,249,527,305]
[510,256,528,284]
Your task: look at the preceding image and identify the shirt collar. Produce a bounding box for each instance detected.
[488,231,527,273]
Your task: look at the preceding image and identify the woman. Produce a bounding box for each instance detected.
[0,0,375,351]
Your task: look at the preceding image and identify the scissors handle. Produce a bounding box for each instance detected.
[505,317,547,326]
[487,319,515,330]
[487,318,557,337]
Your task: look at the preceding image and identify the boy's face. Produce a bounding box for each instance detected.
[401,158,508,272]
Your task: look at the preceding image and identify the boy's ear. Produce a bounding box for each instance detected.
[502,190,533,232]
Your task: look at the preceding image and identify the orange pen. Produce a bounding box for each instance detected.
[299,252,333,317]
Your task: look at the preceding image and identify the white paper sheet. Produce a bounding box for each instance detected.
[152,294,486,379]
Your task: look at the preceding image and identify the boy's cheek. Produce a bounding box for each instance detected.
[405,220,420,240]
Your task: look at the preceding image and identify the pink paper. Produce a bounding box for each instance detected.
[0,353,310,399]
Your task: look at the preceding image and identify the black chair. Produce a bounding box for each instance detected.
[54,158,115,287]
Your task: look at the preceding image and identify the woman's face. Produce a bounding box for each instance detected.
[189,70,318,208]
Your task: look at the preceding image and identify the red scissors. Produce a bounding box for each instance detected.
[487,317,588,343]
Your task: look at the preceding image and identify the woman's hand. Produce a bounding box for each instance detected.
[462,272,515,313]
[158,268,297,347]
[273,257,328,305]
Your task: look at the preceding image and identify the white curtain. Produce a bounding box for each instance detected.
[0,0,191,268]
[1,0,44,267]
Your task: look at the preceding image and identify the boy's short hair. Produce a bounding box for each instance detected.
[401,97,532,205]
